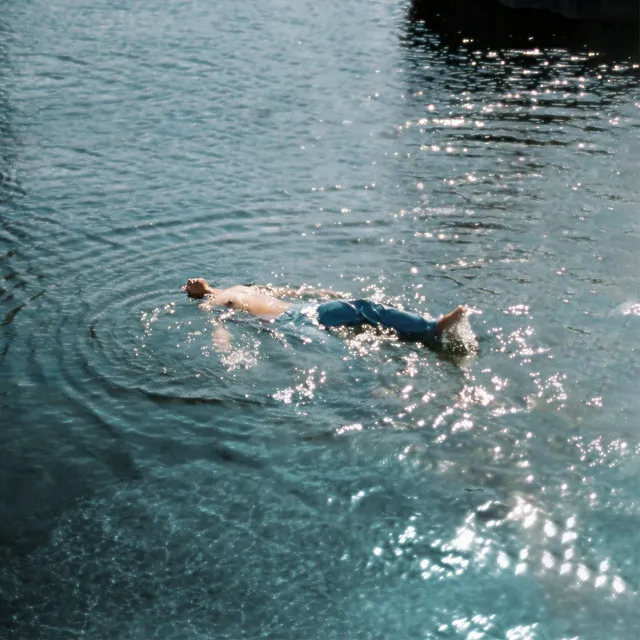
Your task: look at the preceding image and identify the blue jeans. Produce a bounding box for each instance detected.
[316,300,439,344]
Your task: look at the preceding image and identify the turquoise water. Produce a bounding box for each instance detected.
[1,0,639,637]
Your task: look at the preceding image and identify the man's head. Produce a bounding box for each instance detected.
[182,277,211,298]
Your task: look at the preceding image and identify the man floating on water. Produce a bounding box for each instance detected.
[182,278,471,351]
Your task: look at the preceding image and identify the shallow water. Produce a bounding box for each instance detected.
[0,0,639,638]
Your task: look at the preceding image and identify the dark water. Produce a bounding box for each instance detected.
[1,0,639,637]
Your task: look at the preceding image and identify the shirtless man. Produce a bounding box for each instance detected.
[182,277,468,349]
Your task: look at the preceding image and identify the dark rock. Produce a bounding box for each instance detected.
[408,0,640,58]
[491,0,638,22]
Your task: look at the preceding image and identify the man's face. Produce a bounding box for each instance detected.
[183,278,209,298]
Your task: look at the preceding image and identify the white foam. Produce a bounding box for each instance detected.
[610,301,640,317]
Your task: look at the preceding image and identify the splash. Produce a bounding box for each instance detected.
[610,301,640,317]
[444,310,479,356]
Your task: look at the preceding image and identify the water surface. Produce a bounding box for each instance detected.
[1,0,639,638]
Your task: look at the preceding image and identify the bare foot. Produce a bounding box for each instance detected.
[436,305,467,334]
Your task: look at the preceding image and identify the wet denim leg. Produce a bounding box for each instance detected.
[317,299,439,342]
[315,300,363,327]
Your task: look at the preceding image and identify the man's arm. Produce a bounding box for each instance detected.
[198,296,233,350]
[212,323,232,351]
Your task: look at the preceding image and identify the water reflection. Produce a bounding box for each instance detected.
[388,6,640,634]
[0,12,144,586]
[408,0,639,62]
[402,0,639,181]
[395,0,638,302]
[0,17,24,209]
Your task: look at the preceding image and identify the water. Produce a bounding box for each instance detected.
[0,0,639,637]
